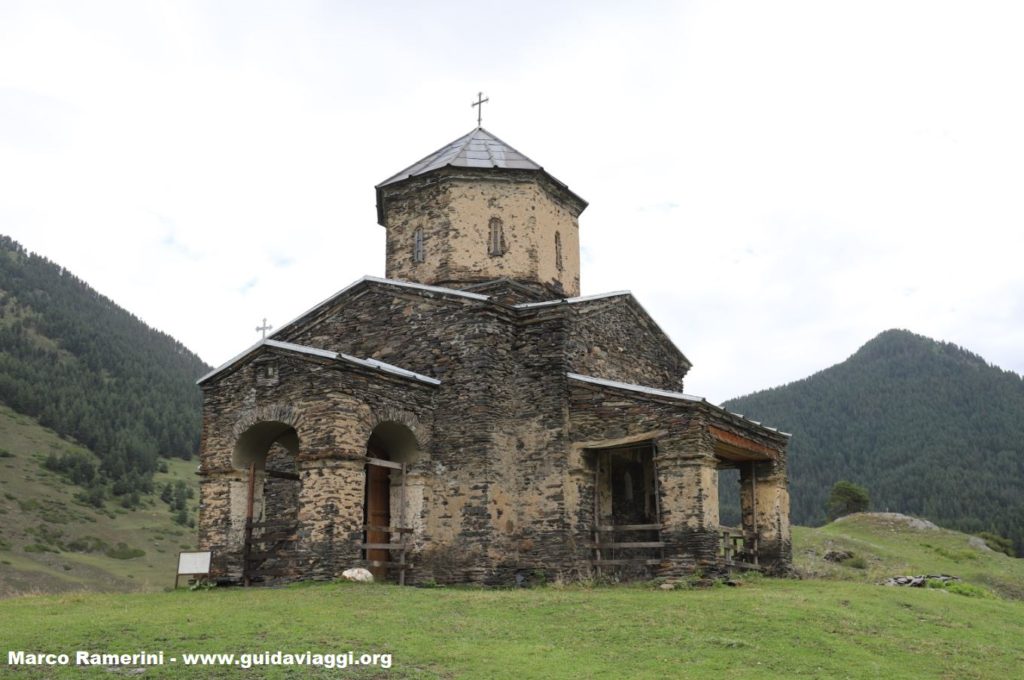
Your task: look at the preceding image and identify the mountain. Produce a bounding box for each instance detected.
[0,235,209,500]
[723,329,1024,555]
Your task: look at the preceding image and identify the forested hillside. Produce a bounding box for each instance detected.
[0,235,209,500]
[724,329,1024,555]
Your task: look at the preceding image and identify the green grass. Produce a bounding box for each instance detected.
[794,513,1024,600]
[0,579,1022,679]
[0,404,200,597]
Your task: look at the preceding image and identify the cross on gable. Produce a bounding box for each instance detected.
[471,92,489,127]
[256,318,273,338]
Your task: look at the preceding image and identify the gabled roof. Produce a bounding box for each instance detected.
[518,290,692,371]
[567,373,790,437]
[266,275,489,344]
[375,127,587,225]
[197,338,441,387]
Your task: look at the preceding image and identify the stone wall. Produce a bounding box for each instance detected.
[379,169,582,297]
[566,297,691,391]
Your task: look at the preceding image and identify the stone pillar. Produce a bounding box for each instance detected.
[655,448,721,577]
[197,473,240,580]
[739,458,791,574]
[297,457,366,580]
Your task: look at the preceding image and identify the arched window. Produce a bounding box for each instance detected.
[412,228,425,264]
[488,217,505,257]
[555,231,563,271]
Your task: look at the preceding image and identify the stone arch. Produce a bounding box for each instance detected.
[231,403,303,443]
[365,406,431,456]
[230,403,303,471]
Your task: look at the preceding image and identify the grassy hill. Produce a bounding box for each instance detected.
[723,329,1024,554]
[0,404,200,598]
[0,514,1022,678]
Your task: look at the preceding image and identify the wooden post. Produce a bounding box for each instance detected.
[593,453,602,578]
[398,462,408,586]
[651,442,664,563]
[751,462,759,567]
[242,462,256,587]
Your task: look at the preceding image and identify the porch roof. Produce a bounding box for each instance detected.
[197,338,441,387]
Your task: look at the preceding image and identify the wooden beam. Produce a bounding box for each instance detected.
[591,541,665,549]
[365,456,402,470]
[596,523,661,532]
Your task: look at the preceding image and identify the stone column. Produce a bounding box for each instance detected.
[655,447,721,577]
[197,473,241,580]
[297,456,366,580]
[739,458,791,574]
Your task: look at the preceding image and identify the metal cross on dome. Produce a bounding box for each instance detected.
[471,92,489,127]
[256,318,272,339]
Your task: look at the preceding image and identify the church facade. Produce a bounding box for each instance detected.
[196,128,791,585]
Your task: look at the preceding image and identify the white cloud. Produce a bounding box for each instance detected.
[1,0,1022,404]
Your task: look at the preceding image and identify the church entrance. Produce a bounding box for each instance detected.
[231,420,301,585]
[362,422,421,583]
[363,445,392,580]
[590,442,664,577]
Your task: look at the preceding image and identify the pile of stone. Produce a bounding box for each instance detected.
[823,549,854,563]
[882,575,959,587]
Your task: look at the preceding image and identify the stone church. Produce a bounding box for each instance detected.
[196,127,791,585]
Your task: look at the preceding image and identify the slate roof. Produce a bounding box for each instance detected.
[567,373,791,437]
[375,127,586,225]
[377,128,544,188]
[196,338,441,387]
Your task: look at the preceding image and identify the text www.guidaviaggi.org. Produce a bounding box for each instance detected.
[180,651,392,669]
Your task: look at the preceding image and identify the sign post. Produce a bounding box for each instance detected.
[175,551,212,589]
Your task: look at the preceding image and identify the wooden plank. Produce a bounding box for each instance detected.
[365,456,402,470]
[726,559,763,571]
[265,470,300,481]
[591,541,665,549]
[596,523,661,532]
[362,560,416,570]
[359,543,408,551]
[589,558,664,566]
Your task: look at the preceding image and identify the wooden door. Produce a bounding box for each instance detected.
[365,463,391,580]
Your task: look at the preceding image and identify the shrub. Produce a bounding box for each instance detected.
[105,543,145,560]
[826,480,870,520]
[976,531,1015,557]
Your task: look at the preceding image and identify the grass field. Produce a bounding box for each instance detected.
[0,576,1022,678]
[0,512,1022,678]
[0,404,201,597]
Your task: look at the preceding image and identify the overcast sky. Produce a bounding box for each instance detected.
[2,1,1022,403]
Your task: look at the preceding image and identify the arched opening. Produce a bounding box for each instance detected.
[233,421,299,471]
[231,421,301,584]
[364,421,421,582]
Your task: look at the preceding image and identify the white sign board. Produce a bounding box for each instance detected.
[176,551,212,588]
